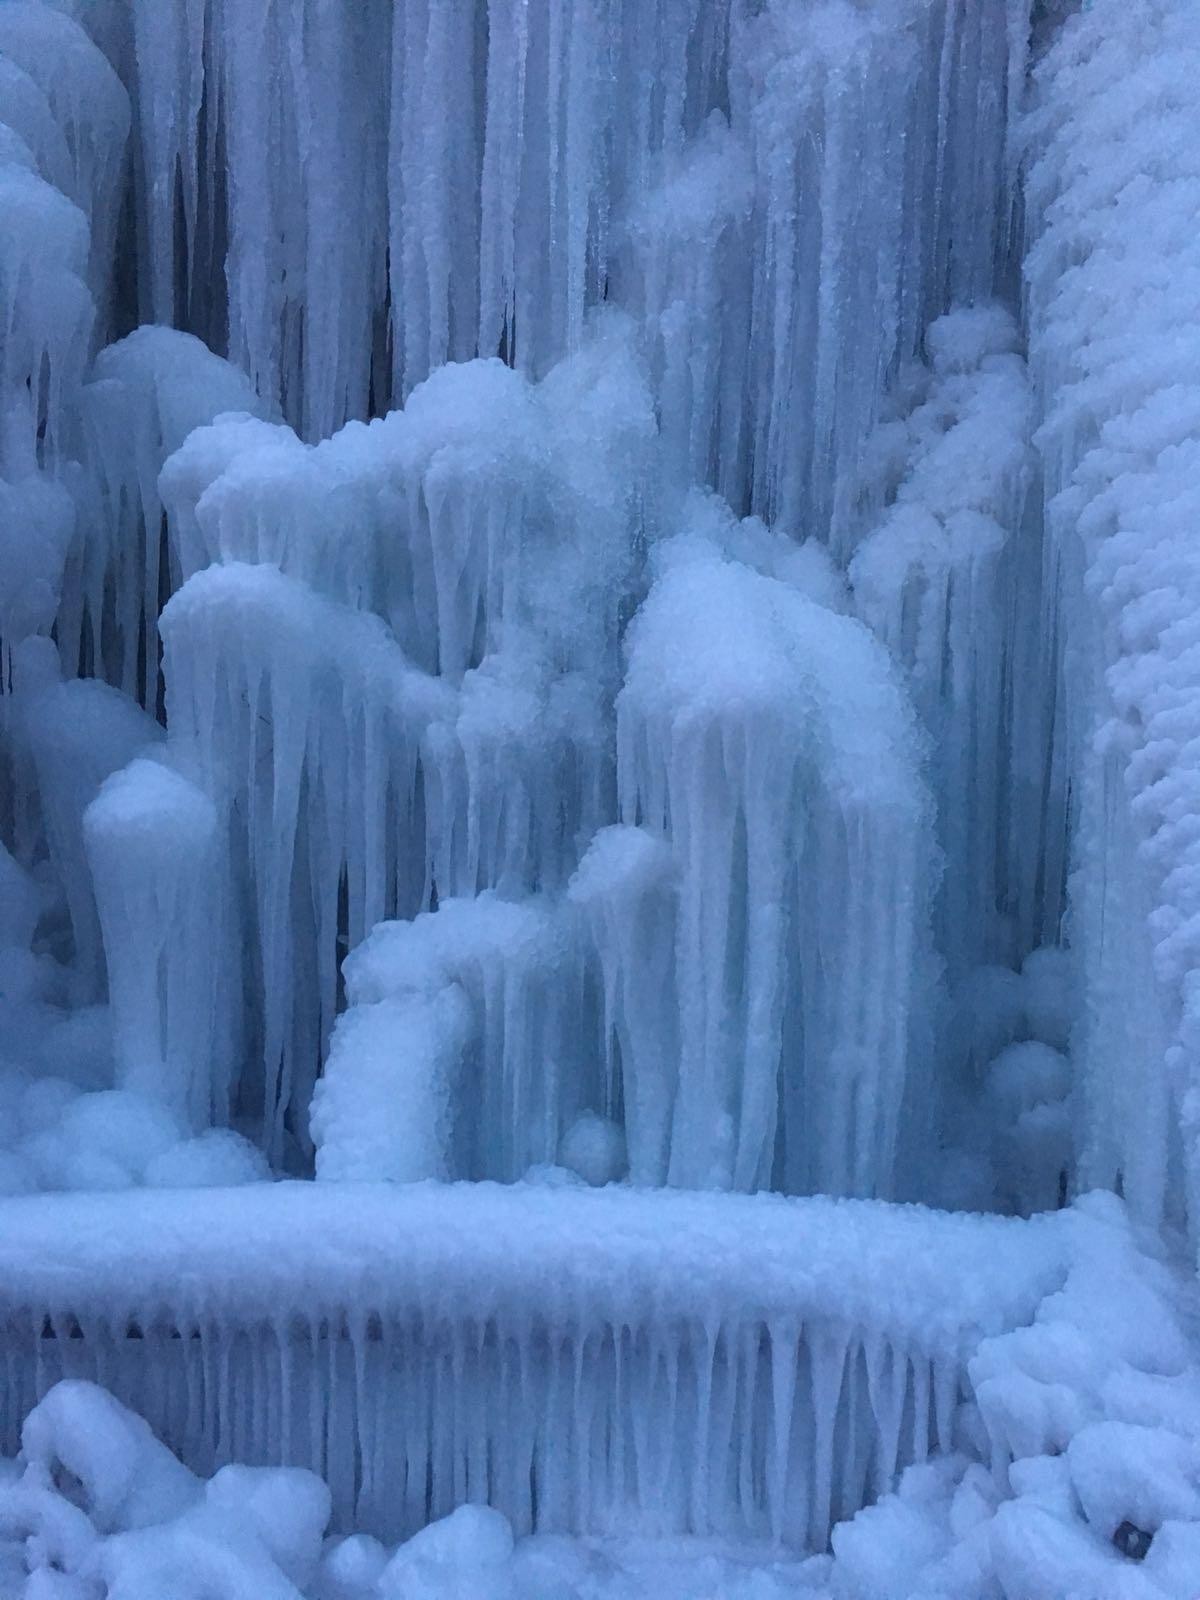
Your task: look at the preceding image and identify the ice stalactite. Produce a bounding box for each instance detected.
[0,160,92,470]
[1025,0,1200,1241]
[83,756,237,1130]
[849,304,1035,983]
[0,4,128,336]
[220,0,392,441]
[0,4,120,736]
[0,53,74,200]
[616,509,936,1198]
[388,0,482,400]
[125,0,210,332]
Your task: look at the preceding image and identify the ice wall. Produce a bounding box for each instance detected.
[13,0,1200,1575]
[1024,0,1200,1241]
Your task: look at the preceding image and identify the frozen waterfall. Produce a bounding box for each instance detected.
[3,0,1200,1590]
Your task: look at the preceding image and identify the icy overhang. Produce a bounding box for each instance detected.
[0,1182,1070,1354]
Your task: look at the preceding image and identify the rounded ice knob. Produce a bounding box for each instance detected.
[558,1112,627,1187]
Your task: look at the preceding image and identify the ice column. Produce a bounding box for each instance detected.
[22,676,163,1002]
[617,526,936,1197]
[160,562,451,1156]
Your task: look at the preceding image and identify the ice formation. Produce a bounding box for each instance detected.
[3,0,1200,1592]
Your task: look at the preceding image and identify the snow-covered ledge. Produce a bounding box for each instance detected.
[0,1183,1071,1548]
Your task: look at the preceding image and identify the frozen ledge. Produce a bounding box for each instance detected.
[0,1180,1071,1353]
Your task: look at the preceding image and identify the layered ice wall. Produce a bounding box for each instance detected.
[0,0,1037,1198]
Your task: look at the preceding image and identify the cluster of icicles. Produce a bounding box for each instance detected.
[0,0,1063,1207]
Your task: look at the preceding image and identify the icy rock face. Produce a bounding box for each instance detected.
[1025,0,1200,1238]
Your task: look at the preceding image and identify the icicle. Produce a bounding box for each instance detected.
[849,304,1034,982]
[68,327,264,705]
